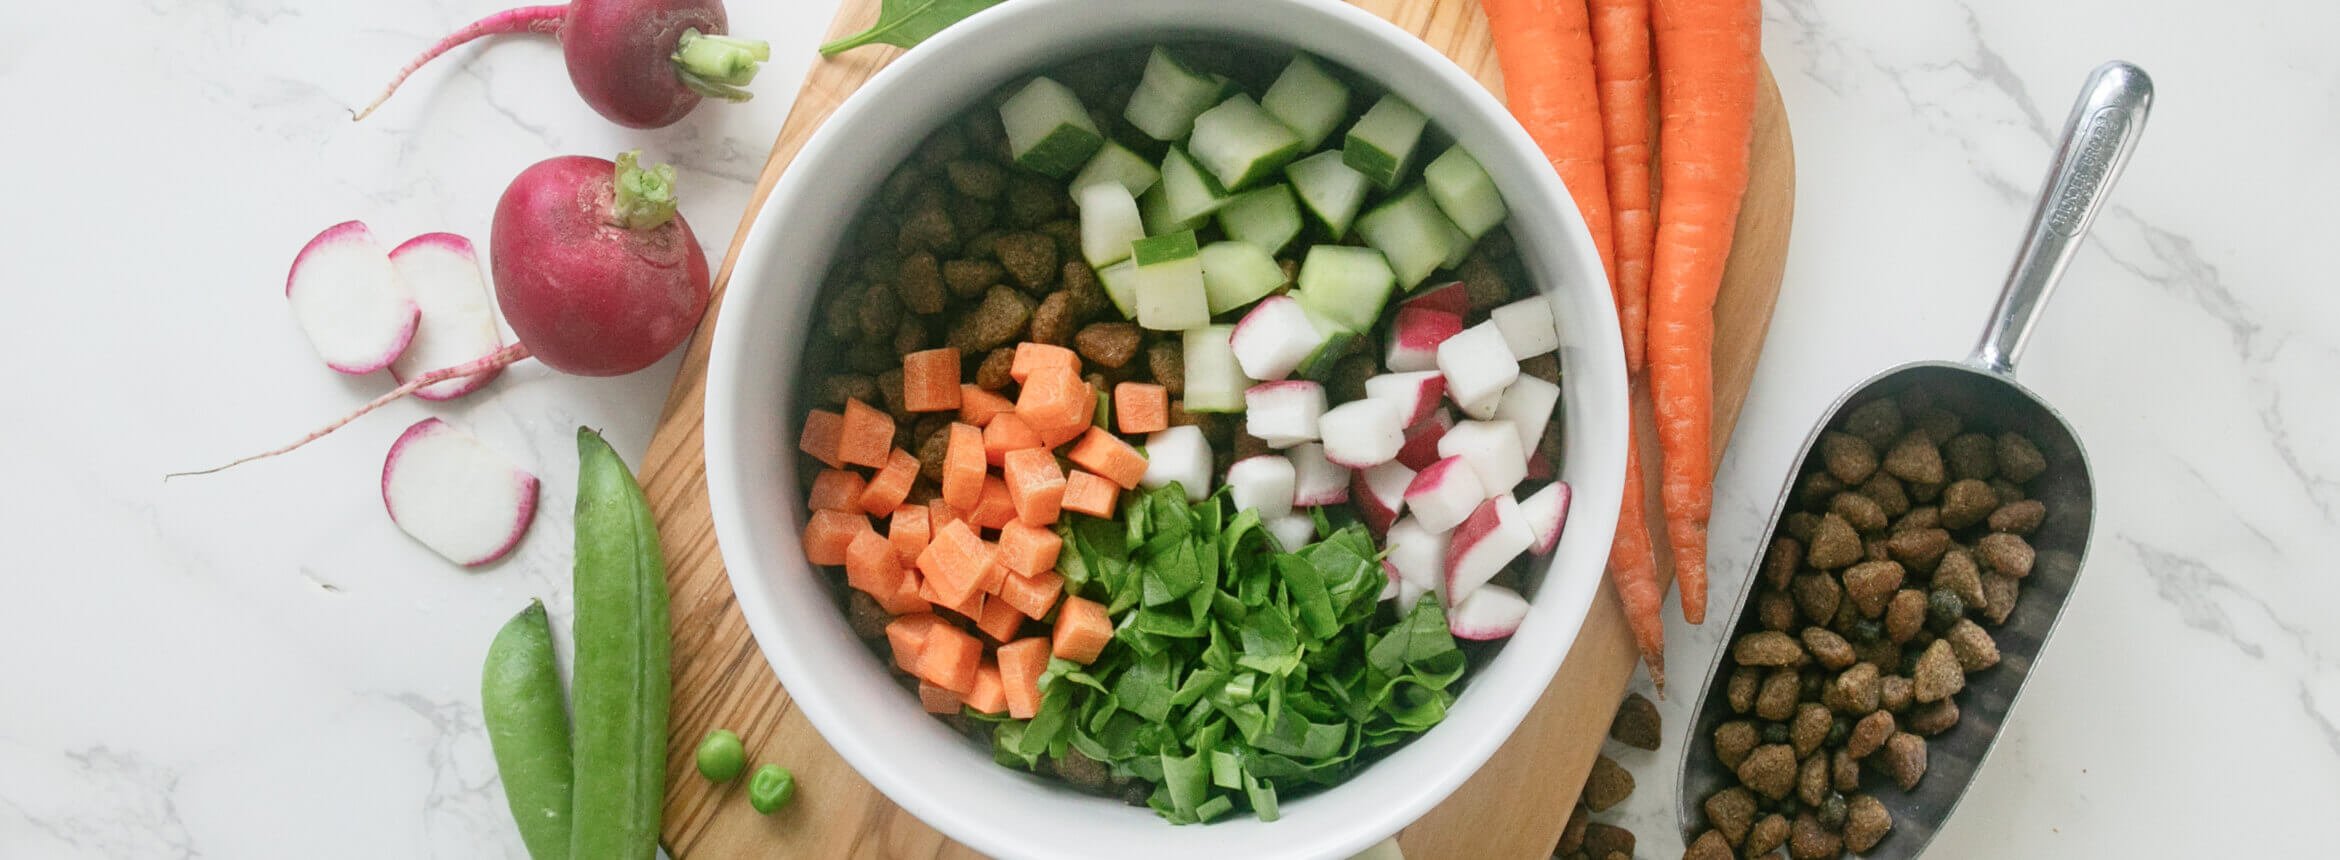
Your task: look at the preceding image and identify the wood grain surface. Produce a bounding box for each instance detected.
[639,1,1794,856]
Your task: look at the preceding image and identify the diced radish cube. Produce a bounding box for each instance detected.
[1400,280,1470,317]
[1140,425,1213,501]
[1520,481,1572,556]
[1288,442,1350,506]
[1490,296,1560,359]
[1448,584,1529,640]
[1351,460,1414,533]
[1268,512,1317,551]
[1244,380,1326,448]
[1493,375,1560,452]
[1436,321,1519,419]
[1398,577,1429,611]
[1384,516,1448,591]
[1395,407,1455,471]
[1437,419,1527,499]
[1445,495,1533,603]
[1226,455,1297,520]
[1380,560,1403,602]
[1384,306,1462,373]
[1319,397,1406,468]
[1364,371,1446,427]
[1229,295,1326,381]
[1402,456,1485,532]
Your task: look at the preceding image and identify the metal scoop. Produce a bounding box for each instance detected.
[1674,61,2152,854]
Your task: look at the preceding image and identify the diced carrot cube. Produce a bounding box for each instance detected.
[941,422,985,512]
[1114,382,1169,434]
[920,575,986,621]
[1067,427,1149,490]
[996,520,1063,578]
[959,385,1015,427]
[1010,342,1079,384]
[997,637,1052,719]
[997,569,1065,620]
[976,595,1026,642]
[983,413,1043,467]
[915,519,994,606]
[1002,449,1067,526]
[844,529,905,601]
[971,475,1017,531]
[885,613,944,673]
[901,348,963,412]
[1014,365,1090,438]
[838,398,895,468]
[878,569,931,615]
[808,469,866,513]
[1035,382,1096,448]
[803,509,870,566]
[916,623,983,693]
[1060,470,1121,518]
[928,497,963,534]
[1052,595,1112,665]
[962,661,1009,714]
[859,449,920,515]
[889,506,932,563]
[800,409,845,468]
[975,539,1009,595]
[918,680,962,714]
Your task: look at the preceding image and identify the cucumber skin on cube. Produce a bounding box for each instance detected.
[1357,185,1462,290]
[1188,94,1305,192]
[1001,77,1103,178]
[1343,95,1428,190]
[1160,145,1232,226]
[1125,47,1222,142]
[1217,184,1303,254]
[1423,146,1508,239]
[1284,151,1371,240]
[1181,325,1253,412]
[1077,183,1146,269]
[1293,329,1360,382]
[1198,241,1288,315]
[1074,140,1164,197]
[1295,245,1397,333]
[1133,231,1209,331]
[1140,184,1208,236]
[1098,259,1140,319]
[1261,55,1352,150]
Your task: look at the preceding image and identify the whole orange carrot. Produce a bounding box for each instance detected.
[1609,430,1667,690]
[1648,0,1760,625]
[1590,0,1656,374]
[1481,0,1618,285]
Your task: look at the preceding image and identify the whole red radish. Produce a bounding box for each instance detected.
[492,152,711,376]
[353,0,770,129]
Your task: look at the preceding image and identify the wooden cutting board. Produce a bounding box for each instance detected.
[639,1,1794,855]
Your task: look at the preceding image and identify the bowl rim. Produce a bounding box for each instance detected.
[703,1,1629,856]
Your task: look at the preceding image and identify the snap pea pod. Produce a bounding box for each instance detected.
[483,600,573,860]
[567,428,672,860]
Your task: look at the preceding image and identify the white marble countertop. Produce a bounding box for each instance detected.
[5,0,2333,856]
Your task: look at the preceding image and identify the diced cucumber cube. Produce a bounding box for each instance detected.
[1423,146,1507,239]
[1284,151,1371,239]
[1261,54,1351,150]
[1125,47,1221,141]
[1210,73,1244,102]
[1133,230,1210,330]
[1198,241,1287,315]
[1440,215,1474,270]
[1139,183,1207,236]
[1189,94,1305,192]
[1343,95,1427,189]
[1001,76,1102,178]
[1295,245,1396,333]
[1357,184,1462,289]
[1073,140,1163,197]
[1077,183,1146,268]
[1160,145,1231,226]
[1216,184,1302,254]
[1182,325,1254,412]
[1097,259,1140,319]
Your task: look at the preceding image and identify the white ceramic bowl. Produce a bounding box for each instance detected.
[704,1,1627,856]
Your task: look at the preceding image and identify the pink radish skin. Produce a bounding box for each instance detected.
[1395,407,1456,472]
[1445,495,1533,604]
[1287,442,1350,506]
[286,221,419,375]
[1364,371,1446,427]
[381,418,539,567]
[388,233,506,401]
[1520,481,1573,556]
[1380,560,1403,602]
[353,1,770,130]
[1351,460,1415,535]
[1448,584,1529,640]
[1384,306,1462,373]
[1399,281,1470,317]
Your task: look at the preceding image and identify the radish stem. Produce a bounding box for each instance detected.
[671,29,769,101]
[608,152,678,230]
[351,5,569,122]
[167,342,532,479]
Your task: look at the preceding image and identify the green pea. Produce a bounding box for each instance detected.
[748,764,798,814]
[567,429,673,859]
[697,730,747,782]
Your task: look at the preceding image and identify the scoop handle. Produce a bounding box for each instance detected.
[1972,61,2153,374]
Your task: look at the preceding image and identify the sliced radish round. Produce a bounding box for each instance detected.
[1319,397,1406,468]
[1436,320,1519,419]
[1494,374,1561,452]
[287,221,417,375]
[1267,512,1317,552]
[1229,295,1327,381]
[1244,380,1326,448]
[1364,371,1447,427]
[1140,425,1214,502]
[1437,419,1528,500]
[388,233,506,401]
[1448,584,1529,640]
[1385,306,1462,373]
[1384,515,1448,591]
[381,418,538,567]
[1227,455,1298,520]
[1490,296,1560,360]
[1351,460,1414,534]
[1403,456,1485,532]
[1520,481,1573,556]
[1445,495,1533,603]
[1395,407,1456,471]
[1399,280,1470,317]
[1288,442,1350,506]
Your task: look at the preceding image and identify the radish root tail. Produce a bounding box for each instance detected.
[167,343,531,479]
[350,5,569,122]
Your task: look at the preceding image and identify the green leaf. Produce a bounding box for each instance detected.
[817,0,1005,56]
